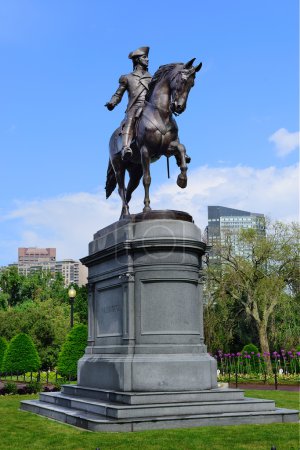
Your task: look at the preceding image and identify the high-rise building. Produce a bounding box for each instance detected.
[18,247,56,276]
[17,248,87,286]
[207,206,265,259]
[55,259,88,287]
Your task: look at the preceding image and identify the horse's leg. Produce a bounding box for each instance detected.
[126,165,143,204]
[176,143,188,188]
[168,141,188,189]
[115,166,129,218]
[140,145,152,212]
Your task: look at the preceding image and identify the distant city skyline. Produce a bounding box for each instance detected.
[1,1,298,266]
[15,247,88,287]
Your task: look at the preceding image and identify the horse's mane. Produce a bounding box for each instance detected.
[146,63,183,101]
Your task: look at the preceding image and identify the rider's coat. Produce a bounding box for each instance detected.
[109,68,152,115]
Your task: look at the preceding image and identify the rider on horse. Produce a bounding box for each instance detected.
[105,47,152,161]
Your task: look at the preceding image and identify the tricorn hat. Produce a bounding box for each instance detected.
[128,46,150,59]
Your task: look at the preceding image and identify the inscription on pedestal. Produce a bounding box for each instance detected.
[96,285,123,337]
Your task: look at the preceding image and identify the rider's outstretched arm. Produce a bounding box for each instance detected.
[105,75,128,110]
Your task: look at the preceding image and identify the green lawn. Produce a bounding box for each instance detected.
[0,391,298,450]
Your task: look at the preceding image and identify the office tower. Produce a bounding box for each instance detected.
[55,259,88,287]
[18,247,56,275]
[207,206,265,259]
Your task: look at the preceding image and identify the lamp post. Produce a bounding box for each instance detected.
[68,285,76,328]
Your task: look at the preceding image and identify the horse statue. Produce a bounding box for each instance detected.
[105,58,202,217]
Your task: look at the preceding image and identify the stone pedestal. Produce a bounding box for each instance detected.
[78,210,217,392]
[21,211,299,431]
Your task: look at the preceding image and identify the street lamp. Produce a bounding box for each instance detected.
[68,285,76,328]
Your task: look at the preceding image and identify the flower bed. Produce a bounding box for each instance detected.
[213,348,300,385]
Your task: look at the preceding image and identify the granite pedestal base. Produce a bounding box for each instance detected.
[20,211,299,430]
[21,385,299,431]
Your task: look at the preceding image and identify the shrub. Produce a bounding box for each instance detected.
[57,325,87,378]
[3,382,18,395]
[2,333,41,374]
[0,337,8,371]
[240,344,261,372]
[242,343,260,354]
[26,381,42,394]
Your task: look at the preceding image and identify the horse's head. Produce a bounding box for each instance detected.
[170,58,202,115]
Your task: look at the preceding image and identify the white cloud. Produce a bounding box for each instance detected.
[1,164,299,264]
[150,164,299,227]
[269,128,299,157]
[5,191,121,261]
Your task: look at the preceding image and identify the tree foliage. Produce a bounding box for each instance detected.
[57,325,88,378]
[72,284,88,324]
[0,337,8,371]
[0,299,70,369]
[0,267,67,309]
[205,221,300,364]
[2,333,41,373]
[0,268,88,369]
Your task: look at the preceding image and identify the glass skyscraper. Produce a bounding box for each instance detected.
[207,206,265,259]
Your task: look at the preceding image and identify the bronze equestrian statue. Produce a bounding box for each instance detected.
[105,47,202,218]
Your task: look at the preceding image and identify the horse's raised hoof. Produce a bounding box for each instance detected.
[177,174,187,189]
[186,154,191,164]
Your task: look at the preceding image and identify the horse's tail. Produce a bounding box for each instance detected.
[105,159,117,199]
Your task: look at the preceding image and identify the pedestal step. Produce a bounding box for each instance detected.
[61,385,245,405]
[38,392,276,419]
[20,387,299,432]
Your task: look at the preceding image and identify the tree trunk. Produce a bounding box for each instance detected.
[257,321,272,373]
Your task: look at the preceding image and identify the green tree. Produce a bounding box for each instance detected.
[0,267,67,308]
[57,325,88,378]
[0,299,70,369]
[206,221,299,371]
[2,333,41,374]
[268,293,300,351]
[0,266,24,307]
[203,276,236,353]
[72,284,88,324]
[0,291,9,310]
[0,337,8,371]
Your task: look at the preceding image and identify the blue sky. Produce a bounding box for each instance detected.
[0,0,299,265]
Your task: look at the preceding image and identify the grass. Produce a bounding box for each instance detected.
[244,389,300,412]
[0,390,298,450]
